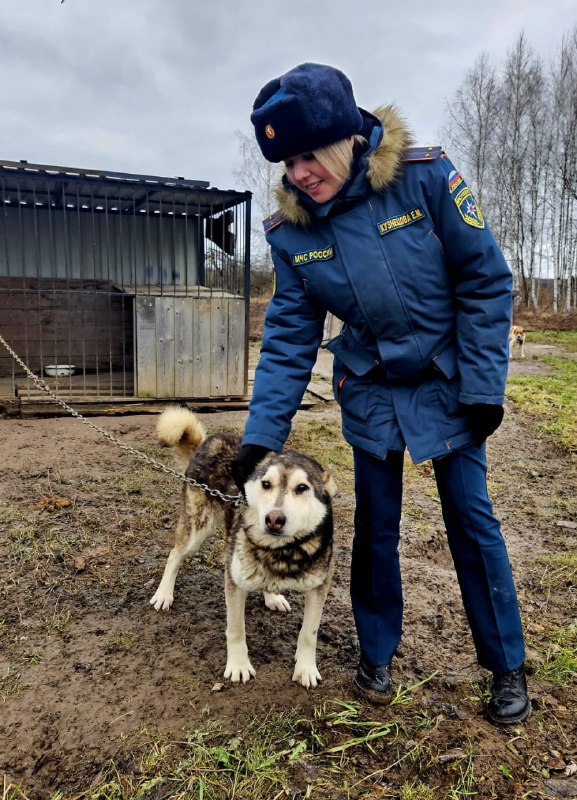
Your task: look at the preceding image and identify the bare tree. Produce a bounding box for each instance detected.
[549,25,577,311]
[233,130,280,272]
[442,52,499,207]
[442,25,577,312]
[487,34,548,306]
[525,81,553,308]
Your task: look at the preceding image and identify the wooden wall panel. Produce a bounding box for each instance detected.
[226,299,246,395]
[134,295,246,399]
[0,278,132,377]
[155,297,176,398]
[209,299,228,396]
[174,298,194,397]
[190,298,212,397]
[134,296,157,397]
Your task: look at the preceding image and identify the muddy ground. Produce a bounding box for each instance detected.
[1,342,576,799]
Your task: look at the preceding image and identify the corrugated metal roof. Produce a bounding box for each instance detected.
[0,159,251,217]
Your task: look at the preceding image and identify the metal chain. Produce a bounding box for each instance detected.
[0,333,246,507]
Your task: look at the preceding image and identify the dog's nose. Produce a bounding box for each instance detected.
[265,511,286,533]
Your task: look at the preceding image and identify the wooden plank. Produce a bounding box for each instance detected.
[174,298,194,397]
[155,297,175,397]
[135,296,157,397]
[210,299,228,396]
[226,299,245,395]
[191,298,212,396]
[123,285,242,299]
[0,310,29,327]
[16,396,316,418]
[305,382,335,402]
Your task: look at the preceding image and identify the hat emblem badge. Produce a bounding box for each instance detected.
[265,124,275,139]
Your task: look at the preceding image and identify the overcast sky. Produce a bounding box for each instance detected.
[1,0,575,197]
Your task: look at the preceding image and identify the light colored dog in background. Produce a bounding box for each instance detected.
[509,325,526,359]
[150,406,338,689]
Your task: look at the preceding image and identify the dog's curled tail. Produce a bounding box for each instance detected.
[156,406,206,471]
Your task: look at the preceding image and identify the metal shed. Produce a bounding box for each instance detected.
[0,159,251,412]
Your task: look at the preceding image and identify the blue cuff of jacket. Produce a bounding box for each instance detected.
[459,391,505,405]
[242,432,284,452]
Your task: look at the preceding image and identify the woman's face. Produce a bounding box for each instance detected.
[284,153,342,203]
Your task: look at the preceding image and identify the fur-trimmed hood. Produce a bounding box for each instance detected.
[273,105,413,228]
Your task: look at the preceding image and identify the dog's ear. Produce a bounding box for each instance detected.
[322,470,338,499]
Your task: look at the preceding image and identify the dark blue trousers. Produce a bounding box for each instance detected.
[351,445,525,673]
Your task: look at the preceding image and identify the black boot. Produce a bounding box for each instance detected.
[354,656,392,704]
[487,666,531,724]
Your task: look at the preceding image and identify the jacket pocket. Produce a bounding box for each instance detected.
[333,365,403,458]
[325,331,378,377]
[427,367,462,418]
[335,372,348,406]
[432,343,458,379]
[425,228,445,257]
[333,368,371,422]
[425,343,461,417]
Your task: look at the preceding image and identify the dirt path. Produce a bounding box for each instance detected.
[1,342,576,798]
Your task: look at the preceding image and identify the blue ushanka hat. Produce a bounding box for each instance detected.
[251,62,363,163]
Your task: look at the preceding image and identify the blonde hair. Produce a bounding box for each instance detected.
[313,134,366,184]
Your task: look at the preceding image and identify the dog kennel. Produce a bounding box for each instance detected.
[0,159,251,411]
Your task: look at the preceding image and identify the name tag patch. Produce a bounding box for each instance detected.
[377,207,425,235]
[448,170,485,229]
[292,244,335,266]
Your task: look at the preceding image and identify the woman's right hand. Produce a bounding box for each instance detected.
[231,444,272,492]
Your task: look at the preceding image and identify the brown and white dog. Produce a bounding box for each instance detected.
[509,325,526,359]
[150,406,337,688]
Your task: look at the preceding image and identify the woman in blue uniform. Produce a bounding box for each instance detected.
[232,62,529,724]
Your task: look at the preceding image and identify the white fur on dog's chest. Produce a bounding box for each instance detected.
[230,550,325,594]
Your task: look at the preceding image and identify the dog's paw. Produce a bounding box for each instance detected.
[149,590,173,612]
[292,661,321,689]
[263,592,291,613]
[224,659,256,684]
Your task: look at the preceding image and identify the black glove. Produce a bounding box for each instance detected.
[231,444,272,492]
[463,404,504,447]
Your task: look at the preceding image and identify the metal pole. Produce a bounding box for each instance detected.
[243,193,252,397]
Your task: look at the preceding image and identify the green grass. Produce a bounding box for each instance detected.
[5,685,489,800]
[106,632,139,653]
[0,504,36,525]
[401,783,439,800]
[286,417,355,492]
[0,667,27,703]
[2,782,31,800]
[527,621,577,687]
[507,344,577,452]
[538,551,577,593]
[524,329,577,352]
[45,610,72,637]
[25,689,486,800]
[524,553,577,686]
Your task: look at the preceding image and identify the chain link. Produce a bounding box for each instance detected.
[0,333,246,507]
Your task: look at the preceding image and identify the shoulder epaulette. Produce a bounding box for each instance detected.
[263,209,286,234]
[403,146,444,162]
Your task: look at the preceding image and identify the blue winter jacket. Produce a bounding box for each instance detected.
[243,106,512,463]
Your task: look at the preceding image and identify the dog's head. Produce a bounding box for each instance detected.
[511,325,526,344]
[243,451,337,546]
